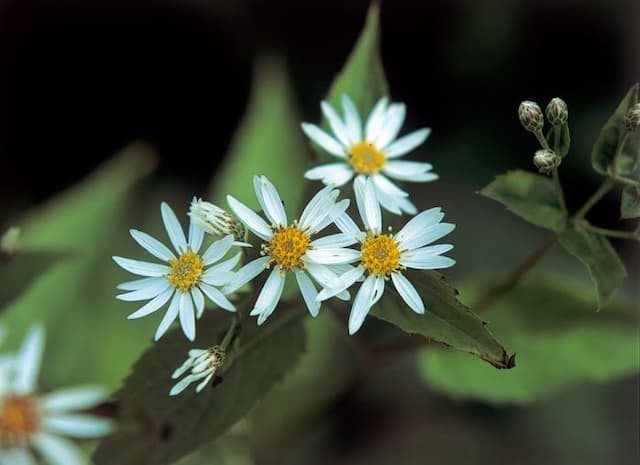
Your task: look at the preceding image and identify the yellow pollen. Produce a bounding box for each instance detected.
[360,234,400,276]
[0,395,39,446]
[266,226,310,271]
[166,250,204,292]
[347,141,386,174]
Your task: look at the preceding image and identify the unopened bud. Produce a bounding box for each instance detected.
[546,98,568,126]
[189,197,245,242]
[533,149,560,174]
[0,227,20,258]
[518,101,544,132]
[623,103,640,131]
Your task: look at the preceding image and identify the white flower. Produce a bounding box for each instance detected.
[301,95,437,215]
[0,326,113,465]
[316,177,456,335]
[188,197,247,244]
[169,346,225,396]
[113,202,240,342]
[224,176,353,324]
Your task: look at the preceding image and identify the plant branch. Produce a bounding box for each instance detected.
[574,220,640,241]
[573,178,615,220]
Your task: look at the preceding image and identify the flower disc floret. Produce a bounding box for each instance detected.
[0,394,38,446]
[360,234,400,276]
[348,142,386,174]
[265,226,310,271]
[166,250,204,292]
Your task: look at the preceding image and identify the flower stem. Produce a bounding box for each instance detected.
[552,167,568,216]
[574,221,640,241]
[534,129,550,150]
[573,178,615,220]
[221,316,239,350]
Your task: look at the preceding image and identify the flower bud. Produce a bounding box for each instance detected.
[518,101,544,132]
[623,103,640,132]
[546,97,568,126]
[533,149,560,174]
[0,227,20,258]
[188,197,246,242]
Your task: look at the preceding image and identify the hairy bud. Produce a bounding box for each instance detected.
[533,149,560,174]
[546,98,568,126]
[518,101,544,132]
[623,103,640,132]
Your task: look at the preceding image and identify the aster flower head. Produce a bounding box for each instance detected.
[169,346,225,396]
[301,95,437,215]
[188,197,247,244]
[316,177,456,335]
[0,326,113,465]
[224,175,354,324]
[113,202,241,342]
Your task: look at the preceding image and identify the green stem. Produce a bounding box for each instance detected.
[534,129,550,150]
[553,126,561,151]
[573,178,615,220]
[574,221,640,241]
[221,316,239,350]
[552,167,568,216]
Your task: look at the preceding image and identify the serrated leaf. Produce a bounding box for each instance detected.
[620,185,640,218]
[591,83,640,176]
[93,309,306,465]
[558,224,626,308]
[324,3,388,117]
[546,124,570,157]
[208,55,306,214]
[370,270,513,369]
[479,170,566,232]
[418,280,639,404]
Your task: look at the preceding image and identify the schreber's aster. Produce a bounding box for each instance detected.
[113,202,239,341]
[302,95,437,215]
[224,176,354,324]
[315,177,456,334]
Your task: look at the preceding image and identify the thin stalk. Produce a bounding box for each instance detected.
[573,178,615,220]
[576,221,640,241]
[221,316,239,350]
[552,167,568,216]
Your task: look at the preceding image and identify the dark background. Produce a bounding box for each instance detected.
[1,1,638,464]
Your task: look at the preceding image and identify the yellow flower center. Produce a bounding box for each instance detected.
[360,234,400,276]
[166,250,204,292]
[347,141,386,174]
[0,395,39,446]
[266,226,310,271]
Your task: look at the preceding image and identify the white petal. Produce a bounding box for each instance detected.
[188,221,205,253]
[363,178,382,233]
[129,229,175,261]
[199,283,236,312]
[395,207,444,243]
[161,202,188,254]
[311,233,358,249]
[0,449,36,465]
[353,175,368,227]
[251,268,285,319]
[179,292,196,341]
[116,279,170,302]
[207,251,242,274]
[224,256,269,293]
[34,433,85,465]
[365,97,389,141]
[201,235,234,266]
[383,160,435,179]
[321,100,351,146]
[384,128,431,158]
[311,198,351,233]
[348,275,377,335]
[334,211,362,236]
[112,256,170,277]
[317,266,364,301]
[305,262,344,289]
[116,277,163,291]
[305,248,360,265]
[372,173,408,197]
[295,270,320,317]
[13,325,44,394]
[195,373,215,393]
[42,386,108,413]
[227,195,272,240]
[301,123,346,157]
[201,269,234,287]
[341,95,363,143]
[375,103,406,149]
[127,288,174,319]
[401,223,456,251]
[42,414,113,438]
[391,273,424,314]
[400,246,456,270]
[304,163,354,187]
[154,292,181,340]
[298,185,334,228]
[191,287,205,318]
[259,176,287,227]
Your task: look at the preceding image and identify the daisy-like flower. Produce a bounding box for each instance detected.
[301,95,437,215]
[224,176,354,324]
[113,202,240,341]
[0,326,113,465]
[316,177,456,335]
[169,346,225,396]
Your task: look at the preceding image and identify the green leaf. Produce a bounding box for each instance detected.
[479,170,566,232]
[324,2,388,117]
[546,124,570,158]
[209,55,306,215]
[93,309,306,465]
[558,224,626,308]
[418,280,639,404]
[620,185,640,218]
[370,270,514,369]
[591,83,640,176]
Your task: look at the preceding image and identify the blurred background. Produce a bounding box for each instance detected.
[1,0,639,464]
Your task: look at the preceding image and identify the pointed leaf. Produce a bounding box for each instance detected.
[620,185,640,218]
[479,170,566,232]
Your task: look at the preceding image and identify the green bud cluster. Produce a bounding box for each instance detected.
[518,101,544,132]
[546,98,568,126]
[533,149,560,174]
